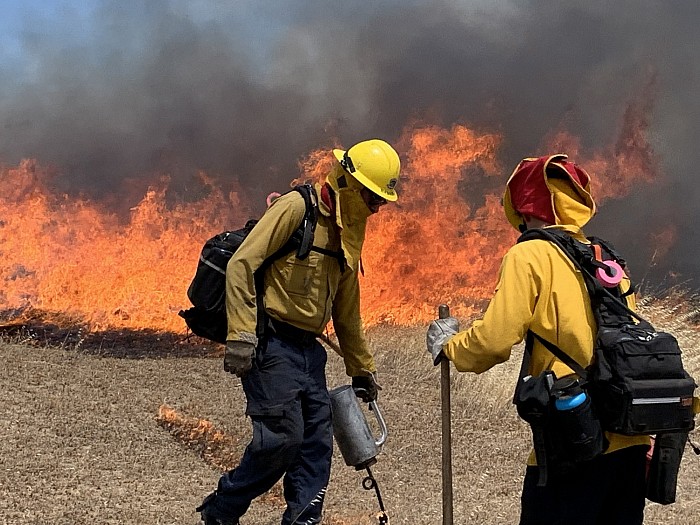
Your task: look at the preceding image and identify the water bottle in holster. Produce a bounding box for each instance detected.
[550,376,606,464]
[514,333,606,486]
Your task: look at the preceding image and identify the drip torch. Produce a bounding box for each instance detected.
[329,384,389,524]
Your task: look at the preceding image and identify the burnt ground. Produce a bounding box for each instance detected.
[0,308,221,358]
[1,313,700,524]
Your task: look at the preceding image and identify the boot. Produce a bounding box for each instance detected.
[196,492,239,525]
[198,513,239,525]
[198,508,239,525]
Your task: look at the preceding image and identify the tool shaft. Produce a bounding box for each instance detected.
[439,304,453,525]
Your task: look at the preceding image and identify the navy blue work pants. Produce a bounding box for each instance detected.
[519,445,648,525]
[208,334,332,524]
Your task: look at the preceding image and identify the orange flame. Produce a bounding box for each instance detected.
[0,161,249,332]
[0,117,661,334]
[357,124,509,324]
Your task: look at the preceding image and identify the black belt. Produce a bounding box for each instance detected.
[267,317,318,346]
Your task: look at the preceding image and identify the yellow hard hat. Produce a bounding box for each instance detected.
[333,139,400,201]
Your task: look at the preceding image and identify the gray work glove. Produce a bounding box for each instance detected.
[352,373,381,403]
[224,341,256,377]
[426,317,459,365]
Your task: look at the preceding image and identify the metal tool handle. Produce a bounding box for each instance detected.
[368,400,389,448]
[439,304,454,525]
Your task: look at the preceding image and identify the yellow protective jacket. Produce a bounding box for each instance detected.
[225,184,374,377]
[444,155,650,460]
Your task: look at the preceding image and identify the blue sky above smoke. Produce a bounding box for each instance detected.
[0,0,506,73]
[0,1,269,72]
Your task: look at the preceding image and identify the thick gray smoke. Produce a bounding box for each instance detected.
[1,0,699,286]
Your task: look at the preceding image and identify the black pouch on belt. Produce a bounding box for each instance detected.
[646,432,688,505]
[513,368,556,486]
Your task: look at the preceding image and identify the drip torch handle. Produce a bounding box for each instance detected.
[369,400,388,448]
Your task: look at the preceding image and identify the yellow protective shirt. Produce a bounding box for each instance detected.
[444,229,650,460]
[225,185,375,377]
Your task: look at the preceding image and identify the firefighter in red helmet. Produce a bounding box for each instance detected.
[427,155,650,525]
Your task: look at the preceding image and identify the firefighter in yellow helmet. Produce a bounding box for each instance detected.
[426,155,651,525]
[198,139,400,525]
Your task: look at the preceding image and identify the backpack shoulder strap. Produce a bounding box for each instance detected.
[257,183,318,267]
[530,331,589,379]
[252,184,318,339]
[587,235,627,269]
[518,228,645,324]
[516,228,654,374]
[295,183,346,271]
[587,235,635,298]
[518,228,604,274]
[292,183,318,260]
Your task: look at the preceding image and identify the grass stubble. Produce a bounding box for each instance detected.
[1,294,699,524]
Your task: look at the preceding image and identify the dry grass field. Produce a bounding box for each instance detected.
[2,294,700,524]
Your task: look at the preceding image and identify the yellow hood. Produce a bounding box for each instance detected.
[326,163,371,271]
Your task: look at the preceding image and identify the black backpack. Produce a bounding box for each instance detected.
[517,228,697,436]
[179,184,342,344]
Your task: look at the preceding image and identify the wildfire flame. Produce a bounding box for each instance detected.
[0,113,669,335]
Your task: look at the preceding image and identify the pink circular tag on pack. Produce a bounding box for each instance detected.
[596,260,623,288]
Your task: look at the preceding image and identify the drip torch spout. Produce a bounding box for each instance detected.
[363,465,389,525]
